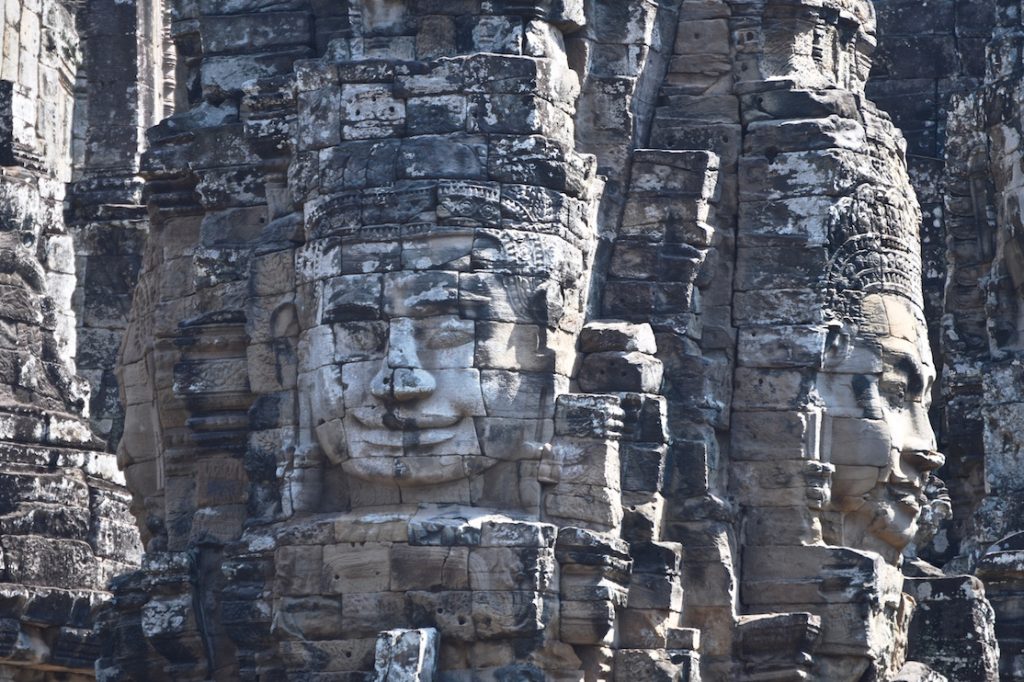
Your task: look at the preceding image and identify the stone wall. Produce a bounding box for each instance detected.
[868,0,995,571]
[0,1,141,679]
[932,2,1024,677]
[2,0,1024,680]
[91,0,1003,680]
[68,0,170,452]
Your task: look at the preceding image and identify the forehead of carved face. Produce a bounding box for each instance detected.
[302,227,587,499]
[822,293,943,559]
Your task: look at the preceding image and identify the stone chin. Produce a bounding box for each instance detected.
[841,481,924,563]
[336,413,496,486]
[339,453,495,487]
[879,479,925,540]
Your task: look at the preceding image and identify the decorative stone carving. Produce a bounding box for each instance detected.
[27,0,1023,681]
[820,293,944,564]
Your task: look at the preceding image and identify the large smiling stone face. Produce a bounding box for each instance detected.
[821,293,945,562]
[300,205,590,502]
[336,310,489,485]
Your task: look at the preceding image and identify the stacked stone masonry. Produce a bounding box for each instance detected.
[0,1,142,680]
[7,0,1024,681]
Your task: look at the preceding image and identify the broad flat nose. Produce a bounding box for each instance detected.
[894,403,944,480]
[902,403,938,453]
[369,318,436,403]
[391,367,435,401]
[902,449,945,474]
[369,367,436,403]
[368,315,436,401]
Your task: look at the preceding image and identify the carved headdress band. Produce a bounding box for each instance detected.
[825,232,925,323]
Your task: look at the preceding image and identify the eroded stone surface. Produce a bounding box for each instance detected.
[8,0,1024,680]
[0,2,143,679]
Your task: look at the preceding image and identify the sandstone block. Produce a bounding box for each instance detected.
[275,545,323,596]
[390,545,469,591]
[273,596,345,640]
[579,321,657,354]
[341,84,405,140]
[323,544,391,594]
[374,628,438,682]
[480,369,565,418]
[731,409,813,461]
[406,591,476,643]
[468,546,554,592]
[399,135,486,180]
[471,590,545,639]
[342,592,410,637]
[544,483,622,531]
[617,607,675,649]
[560,598,615,645]
[479,519,556,548]
[279,638,376,673]
[554,394,623,439]
[620,442,667,493]
[628,572,684,611]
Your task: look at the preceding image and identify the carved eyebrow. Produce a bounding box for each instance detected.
[889,353,925,395]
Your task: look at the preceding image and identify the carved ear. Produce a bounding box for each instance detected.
[822,322,852,370]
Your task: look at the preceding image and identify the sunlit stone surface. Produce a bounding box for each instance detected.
[9,1,1024,680]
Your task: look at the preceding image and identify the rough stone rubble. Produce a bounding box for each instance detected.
[1,0,1024,680]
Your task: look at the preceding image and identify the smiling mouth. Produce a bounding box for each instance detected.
[887,481,923,512]
[350,407,461,447]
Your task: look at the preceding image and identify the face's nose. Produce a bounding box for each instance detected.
[389,367,436,401]
[900,401,938,454]
[369,319,437,404]
[894,402,944,481]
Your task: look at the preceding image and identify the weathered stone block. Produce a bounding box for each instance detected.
[322,544,391,594]
[471,590,545,638]
[406,591,476,642]
[275,545,323,596]
[390,545,469,591]
[399,135,486,180]
[374,628,438,682]
[383,270,459,318]
[578,352,663,393]
[579,321,657,354]
[487,135,591,196]
[544,483,623,531]
[560,598,615,645]
[738,325,826,368]
[480,369,565,418]
[279,638,376,673]
[731,409,813,460]
[342,592,410,637]
[469,546,554,591]
[341,84,405,140]
[620,442,667,493]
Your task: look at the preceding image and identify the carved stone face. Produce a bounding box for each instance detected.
[337,311,488,484]
[302,213,589,499]
[822,293,945,562]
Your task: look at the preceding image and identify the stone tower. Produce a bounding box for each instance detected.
[0,1,140,678]
[4,0,1024,681]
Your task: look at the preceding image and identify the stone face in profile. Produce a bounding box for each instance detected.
[90,0,1021,679]
[822,293,945,563]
